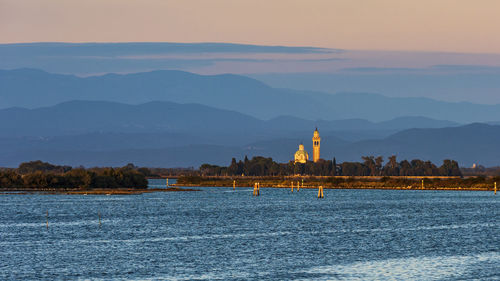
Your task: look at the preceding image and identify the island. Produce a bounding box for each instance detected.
[174,155,498,191]
[0,161,196,195]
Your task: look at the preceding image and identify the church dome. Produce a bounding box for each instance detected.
[294,144,309,163]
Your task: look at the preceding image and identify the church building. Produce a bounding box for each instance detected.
[294,128,321,163]
[294,143,309,163]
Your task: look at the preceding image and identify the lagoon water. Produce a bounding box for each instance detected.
[1,182,499,280]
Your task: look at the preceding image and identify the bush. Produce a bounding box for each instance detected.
[0,162,149,190]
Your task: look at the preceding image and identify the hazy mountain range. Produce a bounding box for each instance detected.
[2,68,500,123]
[1,123,498,168]
[0,100,458,138]
[244,123,500,168]
[3,42,500,104]
[2,67,500,168]
[0,99,499,167]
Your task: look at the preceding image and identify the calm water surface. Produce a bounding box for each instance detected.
[0,182,499,280]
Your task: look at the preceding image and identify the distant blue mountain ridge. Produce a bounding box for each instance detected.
[0,100,498,167]
[1,68,500,123]
[0,100,458,138]
[2,66,500,168]
[1,122,499,168]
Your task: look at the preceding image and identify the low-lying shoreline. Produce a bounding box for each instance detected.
[0,187,198,195]
[174,184,490,191]
[174,176,498,192]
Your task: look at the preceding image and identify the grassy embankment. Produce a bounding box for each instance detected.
[176,175,499,191]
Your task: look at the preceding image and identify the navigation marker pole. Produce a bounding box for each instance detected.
[253,182,260,196]
[297,181,300,192]
[166,178,169,188]
[422,179,424,190]
[233,180,236,190]
[318,186,324,198]
[98,212,102,228]
[291,181,294,193]
[46,210,48,229]
[495,182,497,195]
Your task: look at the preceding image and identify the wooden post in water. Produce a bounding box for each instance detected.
[495,182,497,195]
[421,179,424,190]
[253,182,260,196]
[46,210,48,229]
[233,180,236,190]
[291,181,294,192]
[98,212,102,228]
[297,181,300,192]
[318,186,324,198]
[166,178,169,188]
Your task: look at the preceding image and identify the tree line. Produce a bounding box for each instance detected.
[0,161,149,189]
[200,156,462,177]
[461,165,500,177]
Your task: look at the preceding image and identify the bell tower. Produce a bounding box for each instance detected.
[312,128,321,163]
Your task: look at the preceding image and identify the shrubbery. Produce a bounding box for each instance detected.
[200,155,462,177]
[0,161,149,189]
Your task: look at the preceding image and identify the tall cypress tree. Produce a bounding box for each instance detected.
[243,155,250,176]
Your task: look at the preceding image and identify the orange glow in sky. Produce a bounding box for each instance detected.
[1,0,500,53]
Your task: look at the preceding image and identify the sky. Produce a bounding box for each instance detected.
[1,0,500,54]
[2,1,500,104]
